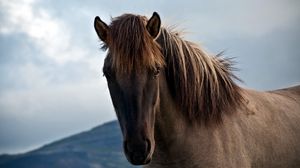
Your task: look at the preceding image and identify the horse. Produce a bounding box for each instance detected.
[94,12,300,167]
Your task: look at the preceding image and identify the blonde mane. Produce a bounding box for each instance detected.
[157,28,243,125]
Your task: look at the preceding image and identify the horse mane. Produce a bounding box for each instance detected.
[103,14,243,125]
[156,28,244,125]
[102,14,164,74]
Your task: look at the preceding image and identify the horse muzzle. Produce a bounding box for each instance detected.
[123,138,152,165]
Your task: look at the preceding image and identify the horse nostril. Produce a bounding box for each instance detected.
[123,139,152,165]
[124,139,151,155]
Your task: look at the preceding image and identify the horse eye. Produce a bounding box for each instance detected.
[153,68,160,78]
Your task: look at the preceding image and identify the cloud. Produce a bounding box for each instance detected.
[0,0,88,64]
[159,0,300,41]
[0,0,113,154]
[0,0,108,92]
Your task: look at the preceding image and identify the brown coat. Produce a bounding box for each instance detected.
[149,84,300,168]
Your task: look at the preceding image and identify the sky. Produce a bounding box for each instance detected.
[0,0,299,154]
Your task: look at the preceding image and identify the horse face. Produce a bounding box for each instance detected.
[95,12,162,165]
[103,61,160,165]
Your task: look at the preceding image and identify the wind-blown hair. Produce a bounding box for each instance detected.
[156,28,243,125]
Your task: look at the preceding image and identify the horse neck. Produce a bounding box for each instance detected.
[152,70,239,167]
[152,71,205,166]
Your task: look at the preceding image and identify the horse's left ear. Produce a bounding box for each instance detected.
[146,12,161,39]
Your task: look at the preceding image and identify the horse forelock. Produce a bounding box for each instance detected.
[156,28,244,126]
[104,14,164,74]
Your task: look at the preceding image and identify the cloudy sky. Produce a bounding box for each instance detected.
[0,0,299,154]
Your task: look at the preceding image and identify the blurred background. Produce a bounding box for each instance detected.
[0,0,299,166]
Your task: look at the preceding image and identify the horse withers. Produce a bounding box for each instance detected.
[94,12,300,167]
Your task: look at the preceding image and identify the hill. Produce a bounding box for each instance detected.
[0,121,139,168]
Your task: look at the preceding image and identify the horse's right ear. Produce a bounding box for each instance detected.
[94,16,109,42]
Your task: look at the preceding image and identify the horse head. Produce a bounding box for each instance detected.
[94,12,163,165]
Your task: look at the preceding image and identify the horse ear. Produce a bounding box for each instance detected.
[94,16,109,42]
[146,12,161,39]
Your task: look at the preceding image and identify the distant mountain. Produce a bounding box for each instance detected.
[0,121,139,168]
